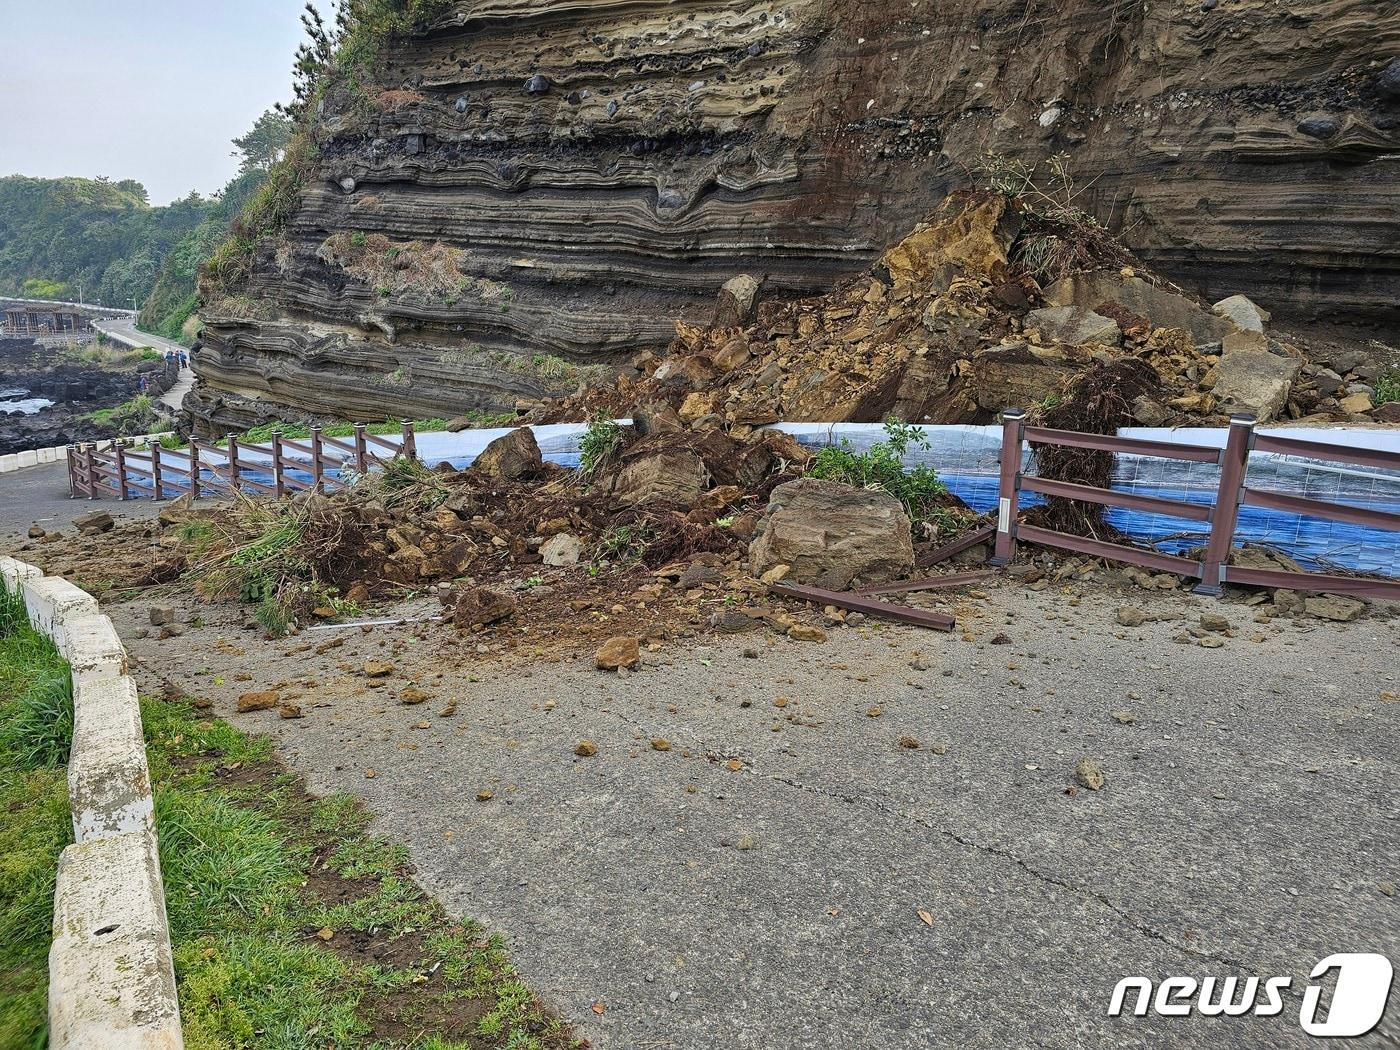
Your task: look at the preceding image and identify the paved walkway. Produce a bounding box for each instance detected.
[101,581,1400,1050]
[0,462,162,543]
[91,316,194,412]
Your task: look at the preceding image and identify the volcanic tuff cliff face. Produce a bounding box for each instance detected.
[192,0,1400,432]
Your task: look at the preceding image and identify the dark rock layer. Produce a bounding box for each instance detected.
[195,0,1400,431]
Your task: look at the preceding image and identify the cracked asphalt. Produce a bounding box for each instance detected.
[112,581,1400,1049]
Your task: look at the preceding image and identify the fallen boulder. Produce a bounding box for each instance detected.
[611,449,710,506]
[714,275,761,328]
[540,533,582,567]
[1026,306,1121,347]
[1043,272,1234,344]
[470,427,542,480]
[1211,349,1302,422]
[1212,294,1270,333]
[749,478,914,589]
[449,587,517,629]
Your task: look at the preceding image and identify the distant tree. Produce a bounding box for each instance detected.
[281,2,338,120]
[232,109,293,175]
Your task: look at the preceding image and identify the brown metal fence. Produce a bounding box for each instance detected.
[991,409,1400,601]
[68,422,417,503]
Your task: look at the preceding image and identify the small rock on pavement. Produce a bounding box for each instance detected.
[73,510,115,534]
[787,624,828,643]
[1074,757,1106,791]
[1304,594,1366,622]
[596,636,641,670]
[1116,607,1147,627]
[400,687,430,705]
[149,604,177,626]
[278,703,304,720]
[711,607,757,633]
[26,525,44,539]
[363,660,395,677]
[237,690,280,712]
[1200,611,1231,632]
[574,740,599,757]
[1111,710,1137,725]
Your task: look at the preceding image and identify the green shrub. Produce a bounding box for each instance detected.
[1376,368,1399,406]
[807,420,951,529]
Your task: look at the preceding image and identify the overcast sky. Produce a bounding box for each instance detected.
[0,1,320,205]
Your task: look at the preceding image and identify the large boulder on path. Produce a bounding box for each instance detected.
[1211,349,1302,422]
[1025,306,1121,347]
[470,427,542,480]
[749,478,914,590]
[611,449,709,506]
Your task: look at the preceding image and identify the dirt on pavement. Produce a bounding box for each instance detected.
[80,567,1400,1050]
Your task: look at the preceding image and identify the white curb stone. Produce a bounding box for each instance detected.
[0,556,43,591]
[3,561,184,1047]
[49,831,182,1050]
[22,577,100,651]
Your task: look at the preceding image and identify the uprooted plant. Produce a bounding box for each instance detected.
[980,151,1138,284]
[578,415,625,479]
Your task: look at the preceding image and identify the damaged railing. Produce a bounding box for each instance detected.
[992,409,1400,601]
[67,421,417,501]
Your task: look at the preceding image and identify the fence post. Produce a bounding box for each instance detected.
[189,441,201,499]
[271,431,285,498]
[990,408,1026,566]
[113,440,128,501]
[1196,413,1255,595]
[354,423,368,473]
[400,419,417,461]
[65,444,78,498]
[227,435,241,496]
[151,441,163,501]
[311,426,324,493]
[85,443,98,500]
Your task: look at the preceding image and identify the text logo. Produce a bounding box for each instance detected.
[1108,954,1393,1037]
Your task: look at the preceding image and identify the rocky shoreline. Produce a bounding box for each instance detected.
[0,338,177,455]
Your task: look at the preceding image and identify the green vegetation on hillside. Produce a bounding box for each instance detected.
[203,1,456,302]
[0,175,206,311]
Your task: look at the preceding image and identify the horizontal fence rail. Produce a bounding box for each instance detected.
[68,422,416,503]
[993,410,1400,601]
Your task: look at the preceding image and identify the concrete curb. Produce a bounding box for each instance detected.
[0,433,174,475]
[1,555,183,1049]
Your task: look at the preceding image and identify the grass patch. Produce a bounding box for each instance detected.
[0,583,75,1047]
[578,417,624,480]
[141,694,578,1048]
[85,392,163,435]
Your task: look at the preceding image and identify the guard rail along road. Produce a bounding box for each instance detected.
[991,409,1400,603]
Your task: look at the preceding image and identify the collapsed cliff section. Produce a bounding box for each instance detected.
[193,0,1400,433]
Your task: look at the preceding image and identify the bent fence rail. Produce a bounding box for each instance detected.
[992,409,1400,601]
[68,422,417,502]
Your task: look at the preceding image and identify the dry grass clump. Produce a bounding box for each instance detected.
[318,232,470,301]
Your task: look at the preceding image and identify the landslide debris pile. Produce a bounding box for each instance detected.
[35,421,978,650]
[535,191,1398,431]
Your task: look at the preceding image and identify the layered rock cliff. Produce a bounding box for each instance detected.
[193,0,1400,432]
